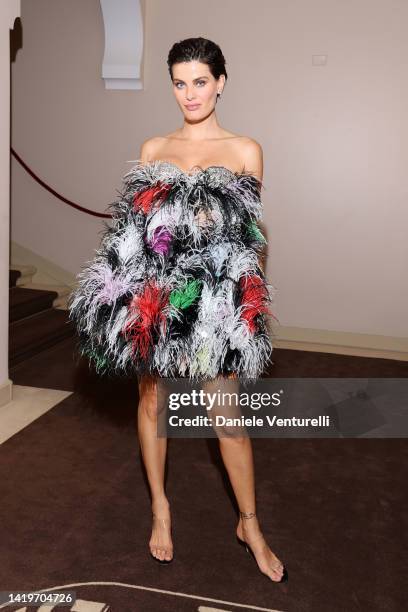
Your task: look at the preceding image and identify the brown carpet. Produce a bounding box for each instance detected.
[1,338,407,611]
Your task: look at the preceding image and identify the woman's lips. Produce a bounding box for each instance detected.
[185,104,200,110]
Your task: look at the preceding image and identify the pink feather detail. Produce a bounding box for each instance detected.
[145,225,173,255]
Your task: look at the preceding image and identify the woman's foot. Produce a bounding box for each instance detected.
[150,498,173,562]
[236,512,285,582]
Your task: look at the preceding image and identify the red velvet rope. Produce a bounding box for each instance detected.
[11,147,112,219]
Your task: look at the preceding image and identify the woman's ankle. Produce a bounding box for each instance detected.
[238,511,262,536]
[240,510,256,520]
[151,495,170,512]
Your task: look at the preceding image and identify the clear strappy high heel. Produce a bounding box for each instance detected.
[236,511,288,583]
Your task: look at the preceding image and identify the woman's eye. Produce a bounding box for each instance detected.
[175,81,206,89]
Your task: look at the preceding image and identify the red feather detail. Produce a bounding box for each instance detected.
[122,282,169,359]
[133,182,172,214]
[239,274,276,333]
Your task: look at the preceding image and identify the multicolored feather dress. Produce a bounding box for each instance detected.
[67,160,277,381]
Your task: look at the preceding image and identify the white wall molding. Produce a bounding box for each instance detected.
[100,0,144,90]
[0,0,21,407]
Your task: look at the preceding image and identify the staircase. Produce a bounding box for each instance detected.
[9,264,75,368]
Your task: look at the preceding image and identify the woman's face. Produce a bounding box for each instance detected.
[171,60,224,119]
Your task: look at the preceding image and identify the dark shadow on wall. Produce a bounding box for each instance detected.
[10,16,23,63]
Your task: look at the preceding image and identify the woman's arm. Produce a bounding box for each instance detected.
[241,139,266,273]
[241,138,263,183]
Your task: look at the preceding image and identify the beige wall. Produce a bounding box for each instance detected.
[11,0,408,340]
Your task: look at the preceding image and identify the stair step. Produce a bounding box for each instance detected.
[54,295,70,310]
[9,286,59,323]
[10,265,73,307]
[9,309,75,368]
[10,264,37,286]
[18,282,71,296]
[9,269,21,288]
[17,282,72,308]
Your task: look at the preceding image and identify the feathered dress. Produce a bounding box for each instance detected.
[67,160,277,381]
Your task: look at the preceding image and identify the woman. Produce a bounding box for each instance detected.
[68,36,287,583]
[137,37,287,583]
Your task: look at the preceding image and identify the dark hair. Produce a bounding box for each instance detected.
[167,37,228,97]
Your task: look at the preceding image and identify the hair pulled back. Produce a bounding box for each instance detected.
[167,36,228,97]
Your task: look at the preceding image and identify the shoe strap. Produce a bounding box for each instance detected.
[153,513,171,528]
[242,533,283,570]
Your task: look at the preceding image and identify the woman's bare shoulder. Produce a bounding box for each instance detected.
[236,137,263,163]
[139,136,167,161]
[235,135,263,153]
[234,136,263,178]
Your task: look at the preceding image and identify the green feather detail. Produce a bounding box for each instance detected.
[170,279,202,309]
[81,344,112,375]
[247,220,267,243]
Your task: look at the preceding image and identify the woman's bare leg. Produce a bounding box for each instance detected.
[206,373,284,581]
[137,374,173,561]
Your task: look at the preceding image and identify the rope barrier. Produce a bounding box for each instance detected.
[11,147,112,219]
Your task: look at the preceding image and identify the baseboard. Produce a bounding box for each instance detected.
[0,378,13,408]
[273,325,408,361]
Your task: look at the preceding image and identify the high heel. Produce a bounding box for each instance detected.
[150,514,174,564]
[236,512,288,583]
[236,535,288,582]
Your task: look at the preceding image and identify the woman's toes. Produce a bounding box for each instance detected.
[270,566,283,581]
